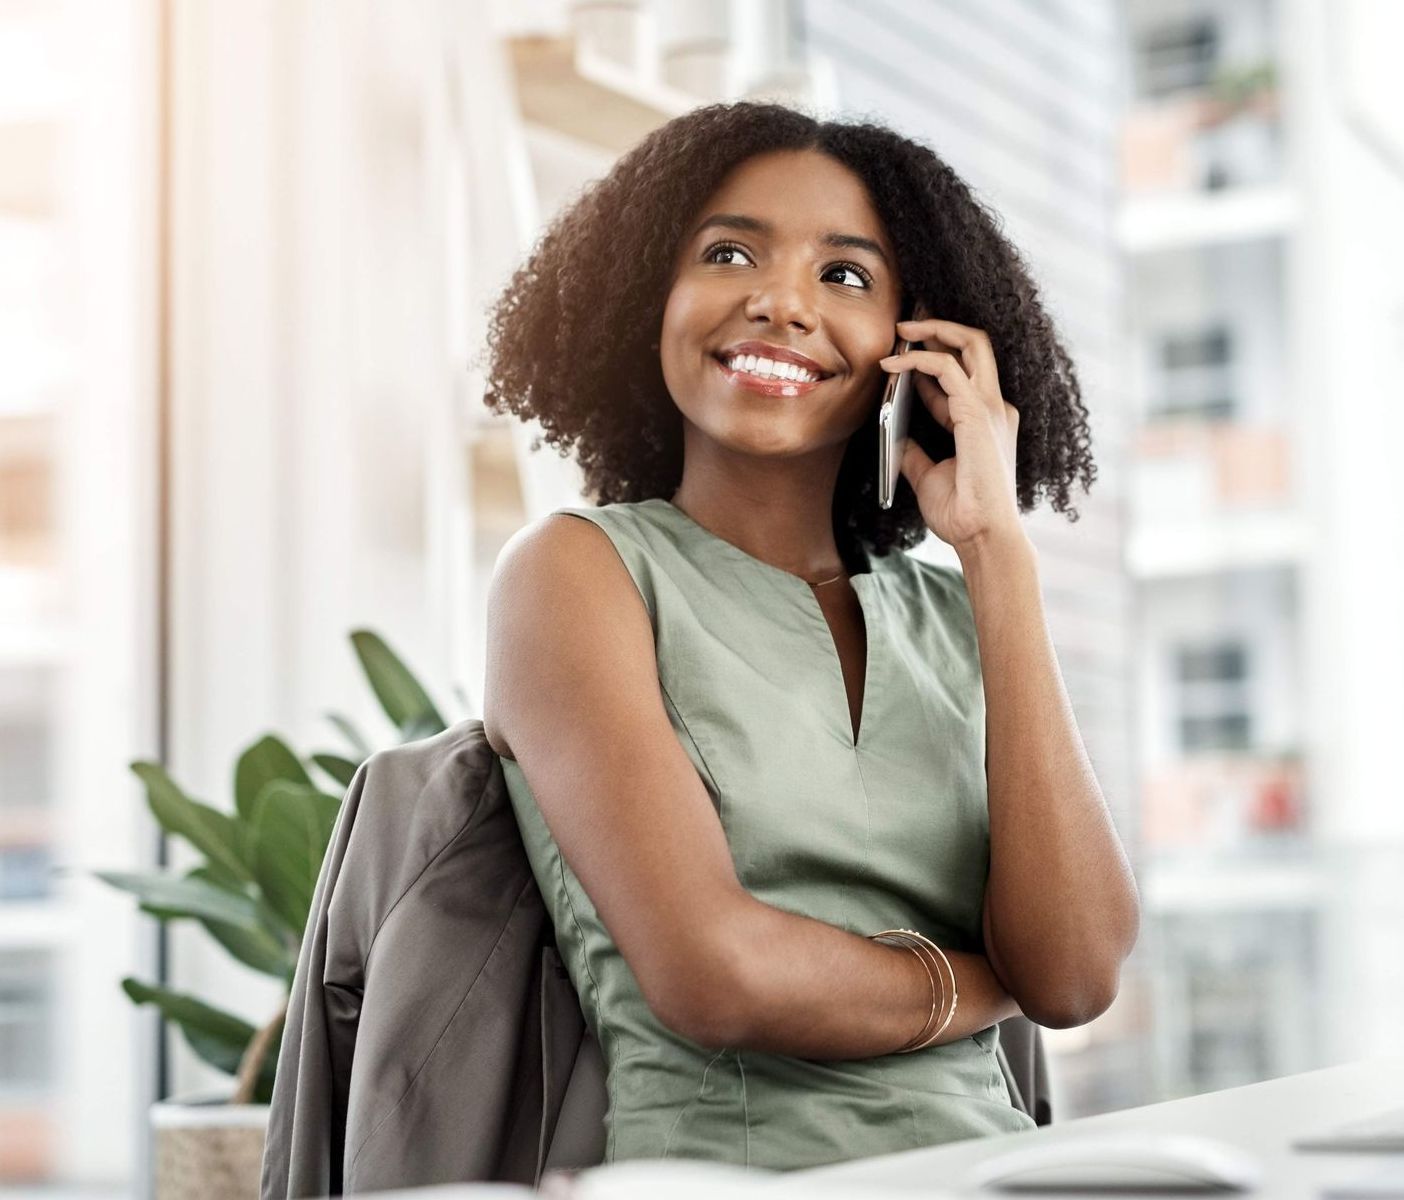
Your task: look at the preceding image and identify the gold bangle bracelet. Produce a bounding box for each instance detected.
[889,934,948,1051]
[869,928,958,1052]
[868,935,937,1053]
[909,935,957,1049]
[890,936,946,1052]
[929,940,959,1043]
[869,930,945,1053]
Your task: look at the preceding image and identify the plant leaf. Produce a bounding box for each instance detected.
[198,855,246,891]
[121,977,278,1100]
[310,752,359,790]
[325,711,373,759]
[96,869,264,931]
[234,734,314,825]
[139,868,296,982]
[122,977,252,1073]
[251,782,342,936]
[130,761,253,884]
[200,917,296,984]
[350,629,446,733]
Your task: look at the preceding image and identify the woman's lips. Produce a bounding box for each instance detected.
[713,354,829,397]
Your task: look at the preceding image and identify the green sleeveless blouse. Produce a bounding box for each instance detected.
[499,498,1036,1171]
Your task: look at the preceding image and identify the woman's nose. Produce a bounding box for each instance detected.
[743,275,819,332]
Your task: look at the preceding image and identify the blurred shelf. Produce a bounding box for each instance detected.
[1116,183,1298,253]
[507,33,698,154]
[0,621,71,667]
[1143,854,1325,913]
[0,391,62,418]
[0,14,72,129]
[0,806,53,844]
[0,116,61,219]
[1126,509,1306,579]
[0,900,74,949]
[0,349,75,413]
[0,401,60,447]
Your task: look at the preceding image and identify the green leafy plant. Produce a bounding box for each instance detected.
[1206,60,1277,110]
[92,630,468,1104]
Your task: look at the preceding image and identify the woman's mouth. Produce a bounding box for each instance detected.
[712,352,831,397]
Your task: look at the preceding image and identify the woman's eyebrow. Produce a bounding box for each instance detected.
[692,212,890,269]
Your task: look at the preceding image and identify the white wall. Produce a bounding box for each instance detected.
[163,0,463,1095]
[1286,0,1404,1065]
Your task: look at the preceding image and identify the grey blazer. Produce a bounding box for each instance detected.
[260,719,1053,1197]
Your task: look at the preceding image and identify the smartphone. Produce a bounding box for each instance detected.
[878,299,930,509]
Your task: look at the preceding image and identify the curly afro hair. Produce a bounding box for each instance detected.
[478,100,1096,560]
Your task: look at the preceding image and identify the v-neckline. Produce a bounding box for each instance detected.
[811,582,869,746]
[647,498,879,751]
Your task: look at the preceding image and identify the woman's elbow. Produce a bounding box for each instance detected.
[642,933,753,1050]
[1023,969,1122,1030]
[1027,900,1141,1028]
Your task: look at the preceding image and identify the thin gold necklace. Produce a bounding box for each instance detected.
[806,569,846,587]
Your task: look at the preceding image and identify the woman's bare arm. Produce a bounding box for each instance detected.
[486,514,1027,1060]
[959,530,1141,1027]
[703,901,1024,1056]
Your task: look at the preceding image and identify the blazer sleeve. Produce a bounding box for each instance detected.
[260,761,370,1199]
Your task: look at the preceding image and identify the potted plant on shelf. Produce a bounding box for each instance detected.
[1195,59,1279,190]
[89,630,463,1200]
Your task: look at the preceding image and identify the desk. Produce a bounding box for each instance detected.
[785,1056,1403,1197]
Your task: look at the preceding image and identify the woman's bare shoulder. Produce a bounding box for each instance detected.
[482,510,651,762]
[480,512,747,1041]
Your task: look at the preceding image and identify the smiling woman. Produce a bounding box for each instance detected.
[656,148,906,529]
[477,100,1127,1172]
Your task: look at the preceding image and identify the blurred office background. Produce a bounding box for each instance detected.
[1,0,1401,1193]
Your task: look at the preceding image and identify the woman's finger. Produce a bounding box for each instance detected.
[896,317,1000,398]
[879,348,974,399]
[900,429,937,490]
[914,369,953,433]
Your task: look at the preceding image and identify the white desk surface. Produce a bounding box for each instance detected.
[784,1055,1403,1196]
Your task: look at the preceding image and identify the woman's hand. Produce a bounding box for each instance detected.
[880,317,1023,556]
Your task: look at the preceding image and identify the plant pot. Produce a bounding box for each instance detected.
[150,1091,269,1200]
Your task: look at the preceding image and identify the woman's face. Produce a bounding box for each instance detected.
[659,148,903,461]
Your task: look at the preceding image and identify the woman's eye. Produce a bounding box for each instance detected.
[826,262,873,289]
[704,242,754,267]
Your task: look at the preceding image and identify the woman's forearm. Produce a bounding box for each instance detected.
[680,895,1023,1057]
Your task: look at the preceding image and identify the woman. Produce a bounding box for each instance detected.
[478,100,1139,1171]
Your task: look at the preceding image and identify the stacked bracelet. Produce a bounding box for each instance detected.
[867,928,959,1053]
[883,939,937,1051]
[869,931,944,1051]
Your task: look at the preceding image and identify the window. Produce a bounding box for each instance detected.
[0,709,51,813]
[1174,638,1253,754]
[0,846,52,902]
[0,951,53,1098]
[1150,324,1236,422]
[1137,18,1219,99]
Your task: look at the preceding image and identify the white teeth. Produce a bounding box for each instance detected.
[722,353,821,383]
